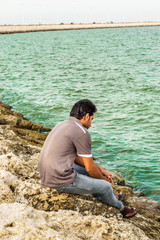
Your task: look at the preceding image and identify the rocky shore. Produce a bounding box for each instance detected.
[0,101,160,239]
[0,22,160,34]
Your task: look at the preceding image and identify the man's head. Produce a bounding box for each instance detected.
[70,99,97,129]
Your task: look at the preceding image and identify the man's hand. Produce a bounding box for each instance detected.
[103,174,113,183]
[97,165,113,183]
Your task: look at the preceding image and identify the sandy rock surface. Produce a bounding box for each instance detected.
[0,101,160,239]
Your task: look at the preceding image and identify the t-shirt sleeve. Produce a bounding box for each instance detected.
[73,132,92,158]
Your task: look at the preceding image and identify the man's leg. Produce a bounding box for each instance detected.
[55,172,123,210]
[74,163,101,200]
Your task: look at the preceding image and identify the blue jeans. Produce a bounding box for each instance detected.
[55,164,123,210]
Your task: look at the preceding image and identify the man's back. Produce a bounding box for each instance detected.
[38,117,91,188]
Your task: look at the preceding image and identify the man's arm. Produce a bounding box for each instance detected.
[75,156,113,183]
[75,156,85,167]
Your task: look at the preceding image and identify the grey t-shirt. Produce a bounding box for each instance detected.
[38,117,92,188]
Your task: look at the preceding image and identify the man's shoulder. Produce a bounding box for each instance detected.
[57,118,90,138]
[70,119,91,140]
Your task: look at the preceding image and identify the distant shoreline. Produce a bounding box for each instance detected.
[0,21,160,34]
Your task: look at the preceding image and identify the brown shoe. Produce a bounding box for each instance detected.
[120,206,137,218]
[115,192,124,201]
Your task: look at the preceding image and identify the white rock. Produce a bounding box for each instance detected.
[0,179,14,203]
[0,203,149,240]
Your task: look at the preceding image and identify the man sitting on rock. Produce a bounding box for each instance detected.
[38,99,137,218]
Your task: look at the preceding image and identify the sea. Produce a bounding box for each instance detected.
[0,26,160,202]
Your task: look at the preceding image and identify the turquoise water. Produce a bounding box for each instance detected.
[0,27,160,202]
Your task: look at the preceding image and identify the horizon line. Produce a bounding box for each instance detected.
[0,21,160,34]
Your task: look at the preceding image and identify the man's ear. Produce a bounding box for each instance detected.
[85,113,90,120]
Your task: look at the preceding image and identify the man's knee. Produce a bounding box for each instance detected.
[97,179,112,193]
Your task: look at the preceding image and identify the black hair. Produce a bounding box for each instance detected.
[70,99,97,120]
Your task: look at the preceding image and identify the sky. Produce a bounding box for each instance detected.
[0,0,160,25]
